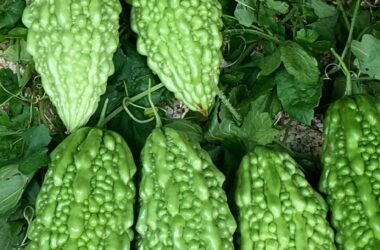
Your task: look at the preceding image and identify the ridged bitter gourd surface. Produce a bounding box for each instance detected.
[235,147,336,250]
[26,127,136,250]
[320,95,380,249]
[130,0,223,115]
[137,127,236,249]
[22,1,121,131]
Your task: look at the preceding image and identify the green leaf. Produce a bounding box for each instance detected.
[7,27,27,36]
[205,87,245,142]
[257,5,284,35]
[0,39,32,63]
[24,178,40,205]
[205,87,278,150]
[351,34,380,80]
[310,40,334,53]
[251,75,277,100]
[256,48,282,76]
[310,0,337,18]
[0,217,13,249]
[355,10,372,34]
[18,62,34,88]
[308,15,338,43]
[234,1,256,27]
[0,217,17,250]
[165,120,204,143]
[0,135,22,164]
[262,0,289,14]
[275,69,322,125]
[0,165,28,216]
[18,149,49,176]
[22,124,51,156]
[0,214,26,250]
[0,26,28,42]
[241,108,279,146]
[361,81,380,101]
[0,69,19,103]
[205,103,241,143]
[1,124,50,174]
[0,101,32,136]
[295,29,319,44]
[280,41,320,85]
[0,103,32,165]
[0,0,25,33]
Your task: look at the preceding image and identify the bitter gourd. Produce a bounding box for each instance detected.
[235,146,335,250]
[137,127,236,249]
[26,127,136,250]
[22,1,121,131]
[130,0,223,115]
[320,95,380,249]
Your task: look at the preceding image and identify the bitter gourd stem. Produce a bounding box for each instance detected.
[128,83,165,103]
[97,98,109,128]
[223,29,280,44]
[103,83,165,125]
[217,88,242,124]
[341,0,361,61]
[16,39,22,85]
[148,79,162,128]
[331,48,353,96]
[326,0,361,76]
[336,0,351,31]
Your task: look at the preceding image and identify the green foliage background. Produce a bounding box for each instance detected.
[0,0,379,248]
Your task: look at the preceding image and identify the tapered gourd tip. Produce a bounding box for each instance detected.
[199,107,209,117]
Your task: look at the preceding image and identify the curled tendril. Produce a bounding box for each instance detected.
[32,75,40,83]
[121,80,154,124]
[19,206,35,247]
[122,97,154,124]
[221,35,247,69]
[35,82,43,89]
[31,95,41,105]
[323,63,340,80]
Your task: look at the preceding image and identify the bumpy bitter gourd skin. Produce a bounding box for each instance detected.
[320,95,380,249]
[235,147,336,250]
[137,127,236,249]
[130,0,223,115]
[22,1,121,131]
[26,127,136,250]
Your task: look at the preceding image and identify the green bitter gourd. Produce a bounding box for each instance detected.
[320,95,380,249]
[235,146,336,249]
[130,0,223,116]
[22,1,121,131]
[26,127,136,250]
[137,127,236,249]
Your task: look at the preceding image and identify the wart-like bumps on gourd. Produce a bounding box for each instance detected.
[235,147,336,249]
[321,95,380,249]
[137,127,236,249]
[26,128,137,250]
[131,0,223,116]
[22,0,121,131]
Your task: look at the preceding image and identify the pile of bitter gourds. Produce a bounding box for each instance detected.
[21,0,380,249]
